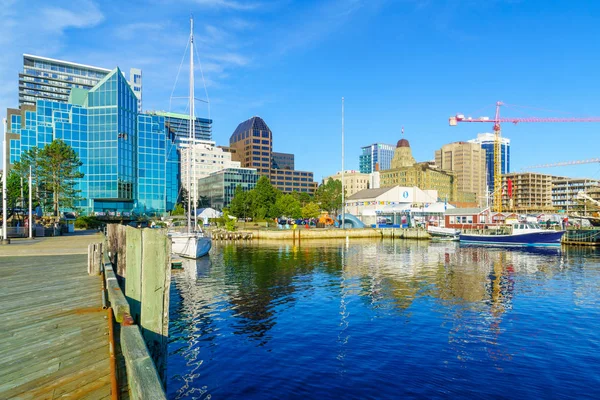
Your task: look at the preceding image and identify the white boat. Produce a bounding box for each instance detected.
[460,223,565,247]
[427,225,460,241]
[169,17,211,259]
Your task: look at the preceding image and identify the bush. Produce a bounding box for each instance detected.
[75,216,103,229]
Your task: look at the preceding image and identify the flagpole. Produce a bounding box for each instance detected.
[341,97,345,230]
[2,117,10,244]
[29,165,33,239]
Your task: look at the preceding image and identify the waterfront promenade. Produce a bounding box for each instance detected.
[0,232,116,399]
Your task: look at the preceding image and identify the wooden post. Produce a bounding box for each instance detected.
[140,228,171,383]
[88,242,102,275]
[125,226,143,324]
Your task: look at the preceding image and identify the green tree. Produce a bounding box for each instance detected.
[223,210,237,231]
[292,191,312,207]
[229,185,247,217]
[315,178,343,216]
[36,140,84,218]
[276,194,302,219]
[171,203,185,216]
[301,202,321,219]
[253,176,280,219]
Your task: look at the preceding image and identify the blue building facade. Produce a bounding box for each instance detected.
[7,67,179,216]
[359,143,395,173]
[468,133,510,192]
[147,111,212,145]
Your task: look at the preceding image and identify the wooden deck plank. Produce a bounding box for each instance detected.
[0,242,114,400]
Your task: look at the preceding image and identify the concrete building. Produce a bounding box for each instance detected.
[380,139,457,202]
[502,172,554,211]
[19,54,142,111]
[551,177,600,211]
[179,139,241,197]
[435,141,487,206]
[7,67,178,215]
[147,111,212,144]
[323,170,371,197]
[345,186,452,226]
[468,133,510,192]
[359,143,395,173]
[229,116,318,194]
[197,167,258,210]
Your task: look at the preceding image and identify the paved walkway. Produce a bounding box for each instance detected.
[0,232,113,399]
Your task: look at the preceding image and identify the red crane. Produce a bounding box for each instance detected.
[449,101,600,212]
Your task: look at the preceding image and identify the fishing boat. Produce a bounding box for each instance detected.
[459,223,565,247]
[169,17,211,259]
[427,225,460,241]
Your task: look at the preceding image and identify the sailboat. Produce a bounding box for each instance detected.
[169,17,212,259]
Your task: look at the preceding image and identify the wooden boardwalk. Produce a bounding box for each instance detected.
[0,235,113,399]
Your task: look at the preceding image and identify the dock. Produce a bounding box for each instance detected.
[0,233,116,399]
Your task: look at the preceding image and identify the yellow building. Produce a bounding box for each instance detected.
[380,139,457,202]
[435,141,487,206]
[322,170,371,197]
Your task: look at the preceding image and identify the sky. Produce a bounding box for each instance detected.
[2,0,600,182]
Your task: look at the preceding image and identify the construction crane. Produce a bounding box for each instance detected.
[449,101,600,212]
[522,158,600,171]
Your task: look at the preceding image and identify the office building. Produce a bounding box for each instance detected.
[7,67,178,216]
[323,170,371,197]
[501,172,554,211]
[180,139,241,197]
[19,54,142,111]
[229,116,318,194]
[380,139,458,202]
[435,142,487,206]
[359,143,395,173]
[198,167,258,210]
[148,111,212,144]
[468,133,510,192]
[551,177,599,211]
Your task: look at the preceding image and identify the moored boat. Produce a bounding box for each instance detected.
[459,223,565,247]
[427,225,460,241]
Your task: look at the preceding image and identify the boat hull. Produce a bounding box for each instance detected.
[459,230,565,247]
[171,233,212,258]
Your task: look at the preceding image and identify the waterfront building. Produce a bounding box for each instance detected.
[19,54,142,110]
[359,143,395,173]
[147,111,212,144]
[323,170,371,197]
[434,141,487,206]
[229,116,318,194]
[468,133,510,192]
[7,67,178,216]
[197,167,258,210]
[551,177,600,212]
[345,186,451,226]
[380,138,458,202]
[501,172,554,211]
[443,207,490,229]
[179,139,241,197]
[129,68,142,113]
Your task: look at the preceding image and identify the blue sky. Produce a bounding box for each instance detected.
[2,0,600,181]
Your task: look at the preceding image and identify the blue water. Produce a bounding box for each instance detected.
[167,240,600,399]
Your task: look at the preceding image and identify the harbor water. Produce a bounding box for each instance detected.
[167,240,600,399]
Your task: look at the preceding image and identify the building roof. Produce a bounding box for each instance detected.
[397,138,410,148]
[347,187,395,200]
[445,207,487,215]
[23,53,111,73]
[148,110,212,123]
[231,116,271,138]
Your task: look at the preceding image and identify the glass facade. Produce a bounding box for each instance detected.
[480,142,510,192]
[198,168,258,210]
[7,67,179,216]
[359,143,395,173]
[148,111,212,144]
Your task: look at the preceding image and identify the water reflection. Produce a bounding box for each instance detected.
[168,240,600,399]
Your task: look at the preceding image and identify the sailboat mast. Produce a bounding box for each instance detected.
[190,17,198,231]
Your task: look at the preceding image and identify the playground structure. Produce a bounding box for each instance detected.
[337,213,366,229]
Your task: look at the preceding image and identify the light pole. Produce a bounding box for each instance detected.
[341,97,345,229]
[29,165,33,239]
[2,117,10,244]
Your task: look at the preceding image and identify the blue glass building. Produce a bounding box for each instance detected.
[7,67,179,216]
[147,111,212,145]
[468,133,510,192]
[359,143,395,173]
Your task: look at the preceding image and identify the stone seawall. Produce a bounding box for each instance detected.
[245,228,431,241]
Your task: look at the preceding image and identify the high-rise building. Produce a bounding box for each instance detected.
[129,68,142,113]
[198,167,259,210]
[551,177,599,211]
[359,143,395,173]
[501,172,553,211]
[229,116,318,194]
[435,142,487,206]
[179,139,241,196]
[19,54,142,110]
[272,152,294,170]
[468,133,510,192]
[322,170,371,197]
[148,111,212,144]
[7,67,178,216]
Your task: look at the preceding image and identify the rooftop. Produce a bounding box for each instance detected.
[347,187,395,200]
[23,53,111,73]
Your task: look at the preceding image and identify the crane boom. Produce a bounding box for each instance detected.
[522,158,600,171]
[449,101,600,213]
